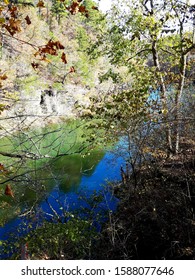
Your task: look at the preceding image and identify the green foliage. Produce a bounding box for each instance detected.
[0,0,106,95]
[76,26,90,51]
[1,185,108,259]
[86,0,195,154]
[51,0,69,19]
[99,68,122,83]
[26,218,97,259]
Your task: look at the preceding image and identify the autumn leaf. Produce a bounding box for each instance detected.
[0,163,5,171]
[66,1,89,17]
[4,26,14,36]
[37,0,45,8]
[61,52,67,64]
[36,40,64,58]
[54,40,64,50]
[0,163,8,174]
[40,46,57,55]
[0,74,7,80]
[9,6,18,18]
[34,50,40,57]
[69,66,76,73]
[25,15,31,25]
[0,7,4,15]
[66,1,79,15]
[79,5,87,13]
[92,6,98,10]
[79,5,89,17]
[31,62,39,69]
[5,184,14,198]
[3,18,21,36]
[79,5,88,13]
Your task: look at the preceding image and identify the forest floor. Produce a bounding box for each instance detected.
[93,138,195,259]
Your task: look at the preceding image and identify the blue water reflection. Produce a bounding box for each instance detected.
[0,149,125,258]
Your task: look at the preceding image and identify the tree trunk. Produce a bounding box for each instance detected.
[174,54,187,154]
[151,39,173,153]
[0,32,4,59]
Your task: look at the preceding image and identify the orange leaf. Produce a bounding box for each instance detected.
[25,15,31,25]
[79,5,89,17]
[0,163,5,171]
[42,46,57,55]
[61,52,67,64]
[37,0,45,8]
[0,74,7,80]
[10,18,21,30]
[67,1,79,15]
[4,18,21,35]
[5,184,14,198]
[35,40,65,60]
[9,6,18,18]
[79,5,87,13]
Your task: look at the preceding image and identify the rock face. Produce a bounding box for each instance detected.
[1,84,90,132]
[11,85,88,117]
[0,77,114,134]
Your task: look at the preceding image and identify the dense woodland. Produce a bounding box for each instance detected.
[0,0,195,260]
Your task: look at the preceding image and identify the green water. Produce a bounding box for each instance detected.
[0,120,105,226]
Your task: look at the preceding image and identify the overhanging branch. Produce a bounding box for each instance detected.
[126,48,151,61]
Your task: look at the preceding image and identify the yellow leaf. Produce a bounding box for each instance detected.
[162,109,168,115]
[4,0,9,4]
[0,18,5,24]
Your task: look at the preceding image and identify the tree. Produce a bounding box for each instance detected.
[87,0,195,155]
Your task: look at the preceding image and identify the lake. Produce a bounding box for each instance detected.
[0,122,125,259]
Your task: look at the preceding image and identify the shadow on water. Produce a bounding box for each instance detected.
[0,147,125,259]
